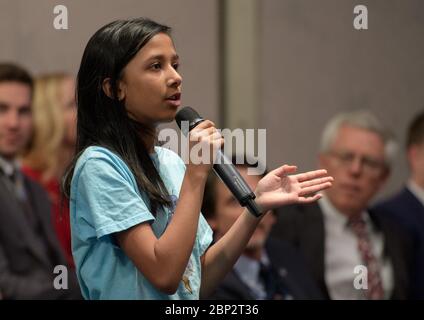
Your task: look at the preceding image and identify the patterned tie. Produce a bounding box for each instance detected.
[348,216,384,300]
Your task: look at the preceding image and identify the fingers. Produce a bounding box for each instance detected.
[299,176,334,189]
[298,181,333,197]
[298,194,323,204]
[294,169,329,182]
[189,124,224,150]
[211,133,225,149]
[194,120,215,130]
[272,164,297,177]
[297,170,333,198]
[190,120,221,141]
[190,126,217,141]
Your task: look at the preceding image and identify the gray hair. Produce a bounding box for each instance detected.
[320,110,397,166]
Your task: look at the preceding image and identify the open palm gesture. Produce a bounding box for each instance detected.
[255,165,333,212]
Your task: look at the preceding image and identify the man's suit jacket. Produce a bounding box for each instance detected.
[0,173,81,299]
[269,203,413,300]
[374,187,424,299]
[208,238,324,300]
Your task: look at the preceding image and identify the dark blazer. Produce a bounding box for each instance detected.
[270,203,413,300]
[0,173,81,299]
[208,238,324,300]
[374,187,424,299]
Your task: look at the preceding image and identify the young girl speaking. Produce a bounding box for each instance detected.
[64,18,333,300]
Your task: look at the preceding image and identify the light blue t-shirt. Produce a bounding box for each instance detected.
[70,146,213,300]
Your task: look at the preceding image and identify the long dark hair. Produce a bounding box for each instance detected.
[63,18,173,214]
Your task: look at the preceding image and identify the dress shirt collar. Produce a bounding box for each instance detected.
[0,155,20,178]
[319,193,371,230]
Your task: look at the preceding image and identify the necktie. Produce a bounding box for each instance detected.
[348,216,384,300]
[9,169,26,201]
[1,165,55,267]
[259,262,289,300]
[3,168,37,228]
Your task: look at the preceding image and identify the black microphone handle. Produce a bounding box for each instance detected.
[175,106,263,217]
[213,152,263,217]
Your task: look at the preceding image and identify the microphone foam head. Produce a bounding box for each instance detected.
[175,106,203,130]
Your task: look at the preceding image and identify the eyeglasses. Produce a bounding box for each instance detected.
[327,150,386,176]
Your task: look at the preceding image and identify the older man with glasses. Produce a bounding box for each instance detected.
[270,110,413,300]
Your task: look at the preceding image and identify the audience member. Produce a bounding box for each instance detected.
[0,63,80,299]
[374,110,424,299]
[271,110,412,299]
[203,157,324,300]
[22,73,77,268]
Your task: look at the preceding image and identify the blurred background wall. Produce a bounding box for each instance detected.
[259,0,424,200]
[0,0,423,201]
[0,0,220,122]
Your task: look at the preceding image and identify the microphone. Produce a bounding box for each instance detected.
[175,106,262,217]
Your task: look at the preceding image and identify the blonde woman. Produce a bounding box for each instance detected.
[22,73,77,268]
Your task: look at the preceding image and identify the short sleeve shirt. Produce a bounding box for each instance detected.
[70,146,213,299]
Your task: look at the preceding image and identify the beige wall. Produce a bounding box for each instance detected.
[0,0,220,122]
[260,0,424,200]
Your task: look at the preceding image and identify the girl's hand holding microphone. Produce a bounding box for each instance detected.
[186,120,224,179]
